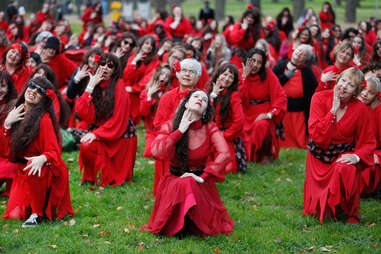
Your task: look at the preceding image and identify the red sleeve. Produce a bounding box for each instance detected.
[137,58,160,90]
[151,122,183,161]
[139,88,157,117]
[92,80,130,141]
[223,92,244,141]
[153,89,176,129]
[308,91,337,148]
[122,56,145,93]
[75,91,96,124]
[0,124,11,157]
[81,8,92,23]
[268,70,287,122]
[229,23,246,44]
[202,122,230,182]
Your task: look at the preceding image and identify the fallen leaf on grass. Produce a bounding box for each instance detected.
[374,242,379,247]
[171,250,178,254]
[153,239,160,243]
[99,187,104,191]
[67,157,74,163]
[82,233,88,237]
[276,177,281,182]
[2,224,8,229]
[69,219,76,226]
[128,224,136,229]
[98,231,111,237]
[88,185,97,191]
[95,191,101,195]
[277,249,283,253]
[123,228,130,233]
[92,224,101,228]
[104,241,111,245]
[237,173,241,178]
[320,246,333,252]
[214,247,220,253]
[48,245,57,249]
[13,229,20,234]
[366,222,376,227]
[274,237,282,243]
[117,206,124,211]
[250,205,257,210]
[281,170,286,174]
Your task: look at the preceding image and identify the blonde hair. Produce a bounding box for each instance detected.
[336,67,364,96]
[333,41,354,62]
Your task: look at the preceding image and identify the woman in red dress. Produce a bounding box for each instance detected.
[123,35,159,125]
[75,53,137,187]
[303,68,375,224]
[0,42,31,93]
[0,71,17,196]
[81,2,103,29]
[209,63,245,173]
[319,2,336,31]
[358,76,381,195]
[3,76,73,227]
[165,5,193,42]
[140,64,172,158]
[317,42,354,92]
[141,89,233,237]
[239,48,287,163]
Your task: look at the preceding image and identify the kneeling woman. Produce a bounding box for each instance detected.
[141,90,234,236]
[3,77,73,227]
[303,68,375,224]
[75,53,137,187]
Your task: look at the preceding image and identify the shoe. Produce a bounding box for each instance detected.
[22,214,42,228]
[346,216,360,225]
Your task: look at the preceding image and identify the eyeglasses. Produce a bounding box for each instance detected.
[99,61,115,69]
[180,68,197,75]
[27,81,46,95]
[122,40,133,46]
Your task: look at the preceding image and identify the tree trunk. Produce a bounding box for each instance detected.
[19,0,44,13]
[335,0,341,7]
[151,0,167,12]
[345,0,357,23]
[293,0,305,22]
[215,0,226,21]
[249,0,261,10]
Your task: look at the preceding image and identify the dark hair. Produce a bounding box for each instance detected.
[362,62,381,74]
[240,8,262,42]
[32,64,71,126]
[0,71,17,123]
[208,63,239,125]
[246,48,267,81]
[92,53,121,122]
[370,40,381,64]
[172,90,213,170]
[341,27,358,41]
[222,16,235,32]
[136,35,157,67]
[296,27,313,45]
[322,2,336,23]
[1,42,29,69]
[10,77,60,159]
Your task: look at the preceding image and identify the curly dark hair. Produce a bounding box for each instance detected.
[296,27,313,45]
[370,40,381,64]
[135,35,157,67]
[10,77,60,159]
[245,48,267,81]
[207,63,239,125]
[172,90,214,170]
[240,7,262,43]
[91,53,121,122]
[0,71,17,123]
[32,64,71,126]
[111,33,137,69]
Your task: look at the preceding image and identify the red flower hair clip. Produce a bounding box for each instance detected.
[172,4,177,8]
[174,60,181,73]
[94,54,101,64]
[247,4,253,9]
[362,78,367,89]
[297,26,302,31]
[45,89,55,99]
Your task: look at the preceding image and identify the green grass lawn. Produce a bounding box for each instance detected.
[0,124,380,253]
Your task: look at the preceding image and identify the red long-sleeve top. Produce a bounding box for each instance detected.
[45,54,77,90]
[165,16,193,38]
[229,22,264,50]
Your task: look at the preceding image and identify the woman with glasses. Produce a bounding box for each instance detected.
[2,76,73,227]
[111,33,137,70]
[141,90,233,237]
[240,48,287,163]
[303,68,375,224]
[75,53,137,187]
[123,35,159,125]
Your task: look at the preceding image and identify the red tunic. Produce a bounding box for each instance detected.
[3,113,73,221]
[214,91,244,172]
[165,17,193,39]
[45,54,77,90]
[75,80,137,186]
[81,7,103,29]
[229,22,264,50]
[123,56,160,125]
[1,65,31,93]
[239,69,287,162]
[141,121,233,236]
[280,70,307,148]
[360,104,381,194]
[319,11,334,31]
[316,64,352,92]
[303,90,375,223]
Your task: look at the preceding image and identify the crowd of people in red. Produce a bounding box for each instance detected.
[0,0,380,234]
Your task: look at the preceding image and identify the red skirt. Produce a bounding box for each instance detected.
[303,152,361,223]
[280,111,307,148]
[360,164,381,195]
[141,174,234,236]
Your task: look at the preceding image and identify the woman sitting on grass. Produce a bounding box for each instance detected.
[2,77,73,227]
[141,90,234,237]
[303,67,375,224]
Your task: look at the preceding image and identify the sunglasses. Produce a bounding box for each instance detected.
[27,81,46,95]
[99,61,115,69]
[123,40,133,46]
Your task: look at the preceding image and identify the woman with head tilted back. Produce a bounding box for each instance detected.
[358,76,381,196]
[2,76,73,227]
[75,53,137,187]
[0,71,17,196]
[141,89,233,237]
[239,48,287,163]
[303,68,375,224]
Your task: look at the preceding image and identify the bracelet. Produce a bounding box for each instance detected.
[210,92,218,99]
[86,85,95,94]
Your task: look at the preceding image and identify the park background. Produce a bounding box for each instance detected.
[0,0,380,253]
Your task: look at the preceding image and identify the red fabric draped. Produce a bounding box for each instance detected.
[303,90,375,223]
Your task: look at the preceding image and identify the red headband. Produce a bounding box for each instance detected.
[9,43,22,54]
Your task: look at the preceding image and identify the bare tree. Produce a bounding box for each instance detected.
[293,0,305,22]
[215,0,226,21]
[345,0,357,23]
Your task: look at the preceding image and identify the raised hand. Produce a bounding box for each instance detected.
[80,132,96,144]
[330,84,341,114]
[178,109,197,133]
[147,80,161,98]
[212,82,224,97]
[180,172,205,183]
[321,71,337,83]
[74,64,90,82]
[23,155,47,177]
[4,104,25,129]
[242,58,255,79]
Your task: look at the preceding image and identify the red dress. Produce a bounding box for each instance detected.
[229,22,264,50]
[165,17,193,39]
[319,11,335,31]
[0,65,31,93]
[214,91,244,172]
[303,90,375,223]
[123,56,159,125]
[360,104,381,194]
[239,69,287,162]
[45,54,77,91]
[75,80,137,186]
[3,114,73,221]
[141,120,233,236]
